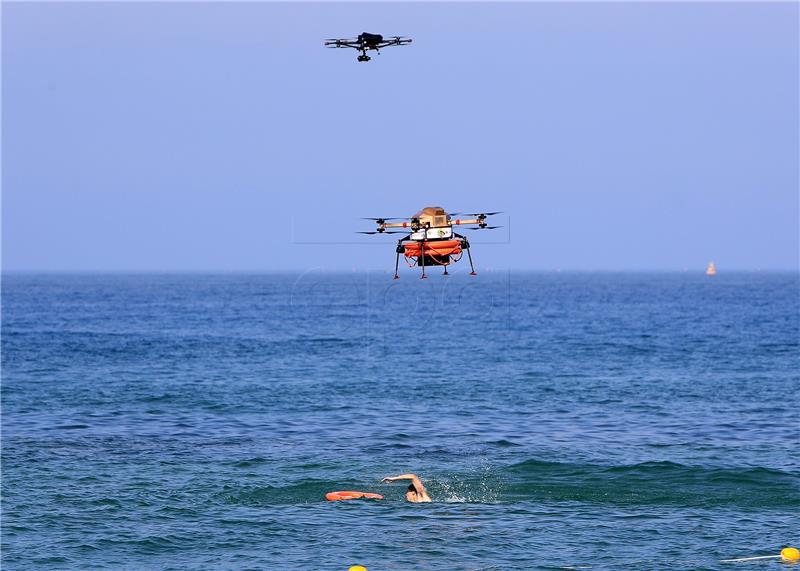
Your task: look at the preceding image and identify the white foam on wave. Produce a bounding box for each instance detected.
[431,464,502,503]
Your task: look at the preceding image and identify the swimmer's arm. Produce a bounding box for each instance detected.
[381,473,417,483]
[381,474,427,494]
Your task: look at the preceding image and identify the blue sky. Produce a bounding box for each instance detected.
[3,2,798,271]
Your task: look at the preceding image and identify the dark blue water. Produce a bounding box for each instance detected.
[2,272,798,570]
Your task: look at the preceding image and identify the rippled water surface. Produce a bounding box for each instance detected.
[2,272,798,570]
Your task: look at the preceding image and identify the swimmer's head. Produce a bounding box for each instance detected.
[405,484,417,502]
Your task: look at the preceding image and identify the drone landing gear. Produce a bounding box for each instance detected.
[458,234,477,275]
[466,247,477,275]
[391,236,473,279]
[420,241,427,279]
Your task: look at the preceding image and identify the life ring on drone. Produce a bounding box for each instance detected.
[403,239,462,258]
[325,491,384,501]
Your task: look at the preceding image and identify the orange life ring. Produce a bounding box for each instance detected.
[404,240,462,257]
[325,491,384,501]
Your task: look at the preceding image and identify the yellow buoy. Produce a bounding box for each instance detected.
[722,547,800,563]
[781,547,800,562]
[348,566,368,571]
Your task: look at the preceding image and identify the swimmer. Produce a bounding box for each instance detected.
[381,473,432,503]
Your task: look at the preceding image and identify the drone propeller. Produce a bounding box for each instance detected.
[361,218,409,227]
[467,226,503,230]
[467,211,503,217]
[357,231,406,235]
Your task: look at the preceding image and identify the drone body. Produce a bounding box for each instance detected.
[359,207,501,279]
[324,32,412,62]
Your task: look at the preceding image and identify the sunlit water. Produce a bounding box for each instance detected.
[2,272,798,570]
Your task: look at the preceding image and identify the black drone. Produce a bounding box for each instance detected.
[324,32,412,62]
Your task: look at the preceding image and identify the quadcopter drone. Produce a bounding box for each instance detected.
[359,207,502,279]
[324,32,412,62]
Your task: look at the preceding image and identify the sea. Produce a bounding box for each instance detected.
[2,271,798,570]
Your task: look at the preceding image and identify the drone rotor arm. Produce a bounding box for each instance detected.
[447,218,482,226]
[324,39,360,49]
[373,37,412,49]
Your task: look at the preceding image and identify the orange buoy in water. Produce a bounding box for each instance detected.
[325,491,384,501]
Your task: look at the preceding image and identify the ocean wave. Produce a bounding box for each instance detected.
[213,460,799,508]
[501,459,800,507]
[219,480,361,506]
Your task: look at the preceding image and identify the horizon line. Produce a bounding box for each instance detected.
[3,268,799,275]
